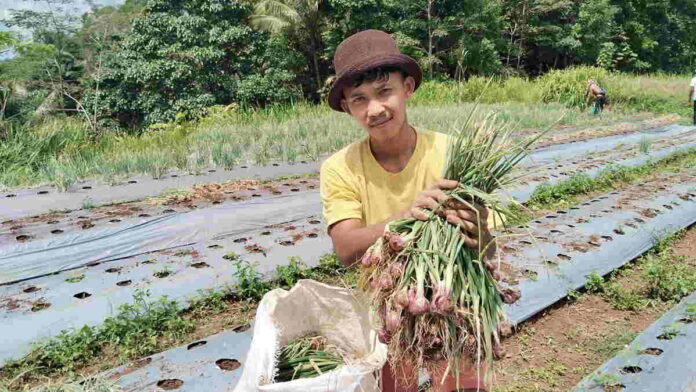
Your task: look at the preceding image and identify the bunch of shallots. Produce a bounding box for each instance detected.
[359,112,535,384]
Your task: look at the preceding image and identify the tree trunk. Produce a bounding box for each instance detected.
[310,36,321,94]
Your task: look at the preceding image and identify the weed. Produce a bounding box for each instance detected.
[659,323,684,340]
[592,372,623,391]
[82,198,95,210]
[187,289,230,317]
[232,260,271,301]
[589,329,637,359]
[585,272,605,293]
[638,136,651,154]
[602,283,648,311]
[173,249,194,257]
[65,275,85,283]
[222,251,240,261]
[684,303,696,322]
[566,289,582,302]
[644,253,696,302]
[153,267,172,278]
[275,257,310,288]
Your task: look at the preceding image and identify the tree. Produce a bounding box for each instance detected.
[250,0,327,96]
[99,0,302,126]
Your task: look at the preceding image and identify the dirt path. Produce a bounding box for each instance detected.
[490,226,695,392]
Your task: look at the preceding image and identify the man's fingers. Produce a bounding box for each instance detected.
[411,207,430,221]
[460,233,478,248]
[428,179,458,190]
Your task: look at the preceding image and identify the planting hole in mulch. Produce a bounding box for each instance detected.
[272,163,280,167]
[215,358,241,371]
[142,259,156,264]
[86,261,101,267]
[245,244,267,255]
[588,241,601,247]
[74,292,92,299]
[154,270,171,278]
[208,244,222,249]
[82,186,92,190]
[241,165,248,169]
[47,220,59,224]
[620,366,642,374]
[212,200,222,205]
[308,185,316,189]
[156,379,183,390]
[191,262,210,268]
[261,231,271,235]
[677,318,693,324]
[519,240,533,245]
[171,174,178,178]
[116,280,132,286]
[614,228,625,235]
[279,240,294,246]
[533,220,542,224]
[6,194,16,198]
[163,209,176,213]
[663,204,673,210]
[38,190,49,195]
[23,286,40,293]
[16,235,31,242]
[557,253,572,261]
[603,384,625,391]
[81,221,95,229]
[550,229,563,234]
[109,219,121,223]
[309,219,321,224]
[290,188,300,192]
[51,229,64,234]
[233,324,251,332]
[187,341,207,350]
[300,180,308,183]
[307,233,318,238]
[556,210,567,214]
[634,218,645,223]
[138,214,151,218]
[657,333,676,340]
[128,180,138,184]
[252,194,261,197]
[601,235,614,241]
[208,169,216,173]
[106,267,121,273]
[641,348,663,355]
[31,301,51,312]
[567,224,576,228]
[546,215,558,219]
[570,207,580,210]
[233,237,248,243]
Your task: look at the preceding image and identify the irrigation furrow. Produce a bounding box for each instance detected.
[571,291,696,392]
[0,124,691,221]
[100,174,696,392]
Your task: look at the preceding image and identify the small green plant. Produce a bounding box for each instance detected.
[232,260,271,301]
[603,283,648,311]
[173,249,194,257]
[275,257,310,288]
[188,289,229,316]
[222,251,240,261]
[659,323,684,340]
[684,303,696,322]
[644,253,696,302]
[65,274,85,283]
[153,267,172,278]
[638,136,651,154]
[82,198,95,209]
[566,289,582,302]
[593,372,623,391]
[585,272,605,293]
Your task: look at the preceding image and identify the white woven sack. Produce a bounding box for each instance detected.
[233,279,387,392]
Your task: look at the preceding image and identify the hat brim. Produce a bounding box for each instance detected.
[327,54,422,112]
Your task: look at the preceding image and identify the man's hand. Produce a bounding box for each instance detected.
[406,179,496,257]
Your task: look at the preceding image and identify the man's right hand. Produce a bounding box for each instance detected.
[404,179,459,220]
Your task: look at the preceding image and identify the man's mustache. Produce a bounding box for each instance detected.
[368,116,391,127]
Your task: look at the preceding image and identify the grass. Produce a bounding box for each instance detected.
[0,67,688,189]
[0,254,355,389]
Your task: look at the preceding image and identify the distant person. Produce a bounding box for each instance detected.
[585,79,607,116]
[689,70,696,125]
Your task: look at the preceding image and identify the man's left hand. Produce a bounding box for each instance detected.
[441,201,496,259]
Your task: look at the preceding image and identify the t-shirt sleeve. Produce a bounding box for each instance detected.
[320,162,363,227]
[691,78,696,88]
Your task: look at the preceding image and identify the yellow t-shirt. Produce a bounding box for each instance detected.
[320,128,449,227]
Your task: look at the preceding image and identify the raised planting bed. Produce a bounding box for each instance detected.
[572,291,696,392]
[85,176,695,392]
[0,150,694,364]
[1,124,691,221]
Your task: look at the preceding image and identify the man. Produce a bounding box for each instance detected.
[320,29,493,392]
[689,70,696,125]
[585,78,607,116]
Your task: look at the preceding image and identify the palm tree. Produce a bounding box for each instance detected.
[250,0,324,92]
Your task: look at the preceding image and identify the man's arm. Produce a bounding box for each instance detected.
[328,179,494,266]
[689,86,694,103]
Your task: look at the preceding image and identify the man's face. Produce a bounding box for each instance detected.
[340,72,415,143]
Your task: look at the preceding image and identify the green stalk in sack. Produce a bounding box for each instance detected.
[358,110,538,384]
[274,335,344,382]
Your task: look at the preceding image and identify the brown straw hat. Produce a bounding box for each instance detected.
[328,29,422,112]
